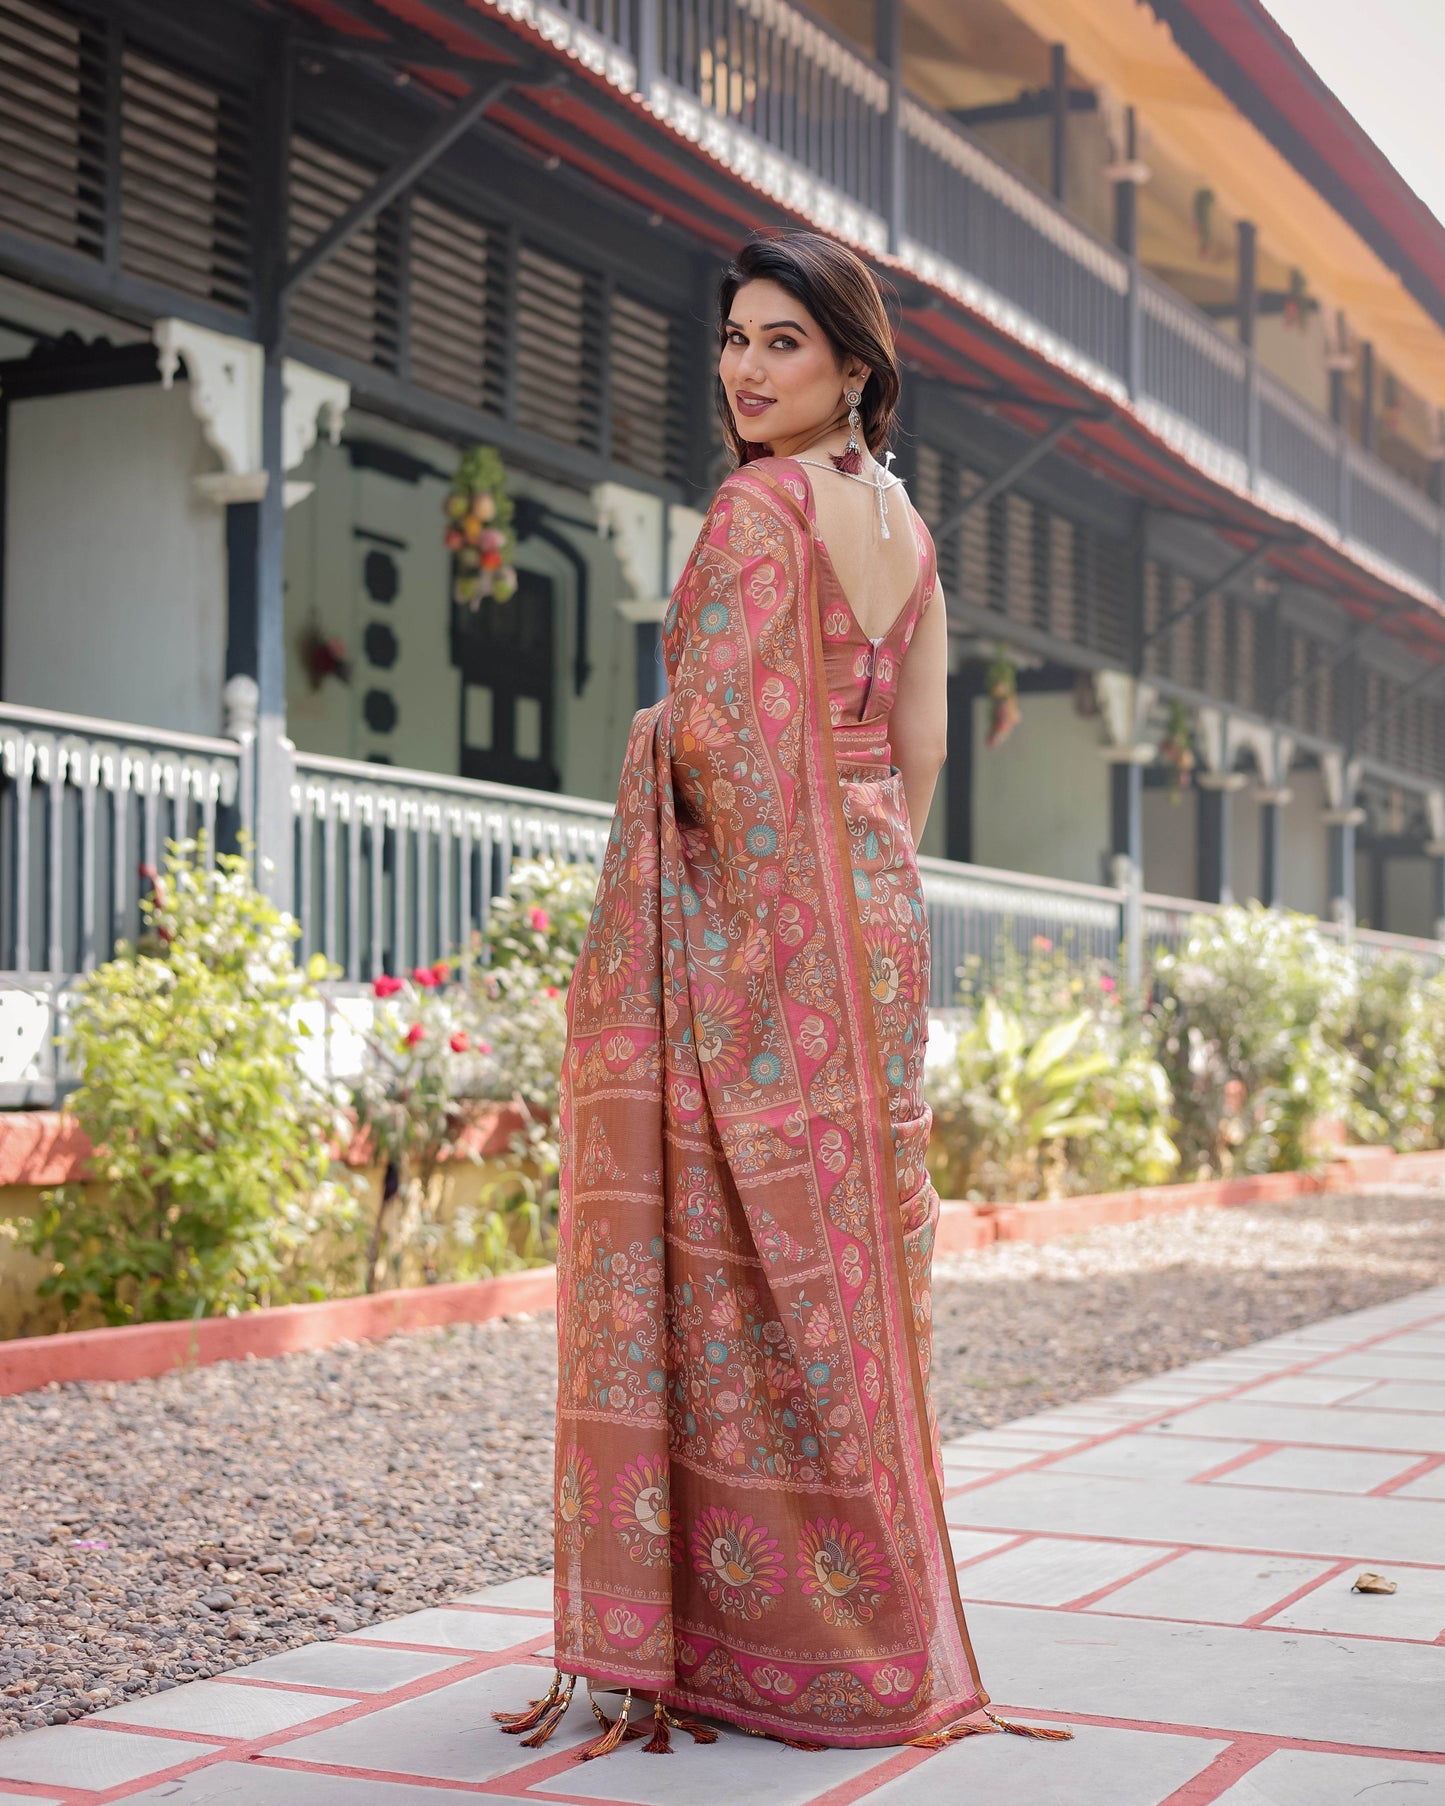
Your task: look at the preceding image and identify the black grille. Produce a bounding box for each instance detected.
[289,134,400,372]
[0,0,103,259]
[514,239,603,453]
[120,48,250,310]
[407,192,506,415]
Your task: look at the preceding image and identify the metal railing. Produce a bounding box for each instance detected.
[290,753,615,980]
[610,0,1445,604]
[0,702,247,978]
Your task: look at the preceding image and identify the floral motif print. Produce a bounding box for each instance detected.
[797,1517,893,1626]
[691,1507,785,1619]
[611,1457,673,1565]
[556,1446,601,1553]
[552,460,986,1745]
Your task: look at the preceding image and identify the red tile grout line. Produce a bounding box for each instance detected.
[1056,1545,1188,1611]
[1155,1737,1288,1805]
[1367,1451,1445,1495]
[948,1532,1032,1570]
[1241,1556,1356,1628]
[66,1633,554,1805]
[221,1676,408,1698]
[947,1590,1445,1646]
[1185,1443,1283,1485]
[940,1513,1445,1569]
[943,1303,1445,1499]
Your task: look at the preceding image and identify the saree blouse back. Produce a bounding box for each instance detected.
[551,456,989,1747]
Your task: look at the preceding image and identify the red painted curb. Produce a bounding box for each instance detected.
[0,1267,557,1396]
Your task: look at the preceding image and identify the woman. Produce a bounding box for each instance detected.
[497,232,1072,1759]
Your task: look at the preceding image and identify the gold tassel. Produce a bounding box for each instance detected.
[643,1702,673,1755]
[985,1709,1074,1741]
[493,1670,563,1734]
[770,1734,828,1751]
[519,1675,577,1749]
[906,1721,997,1749]
[578,1688,635,1762]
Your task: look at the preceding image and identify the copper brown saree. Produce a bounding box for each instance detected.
[543,457,991,1748]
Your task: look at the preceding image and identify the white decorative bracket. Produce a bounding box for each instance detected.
[154,320,350,511]
[1320,748,1365,825]
[593,482,664,602]
[1093,671,1157,762]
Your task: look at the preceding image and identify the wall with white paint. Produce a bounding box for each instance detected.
[4,383,226,736]
[970,690,1112,885]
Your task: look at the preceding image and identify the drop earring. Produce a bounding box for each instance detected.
[833,388,864,475]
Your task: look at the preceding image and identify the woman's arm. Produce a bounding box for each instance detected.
[891,579,949,844]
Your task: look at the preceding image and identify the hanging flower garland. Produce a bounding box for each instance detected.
[297,616,351,691]
[985,649,1021,749]
[1160,699,1195,803]
[445,444,518,607]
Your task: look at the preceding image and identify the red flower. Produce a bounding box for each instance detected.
[1032,935,1053,952]
[449,1031,470,1054]
[545,985,560,999]
[412,966,439,989]
[529,907,551,932]
[405,1022,425,1046]
[430,961,450,985]
[373,974,403,998]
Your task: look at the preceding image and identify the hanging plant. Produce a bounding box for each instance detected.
[1282,268,1316,332]
[298,618,351,692]
[1382,372,1402,437]
[445,443,518,607]
[1192,187,1216,260]
[985,650,1020,750]
[1159,699,1195,803]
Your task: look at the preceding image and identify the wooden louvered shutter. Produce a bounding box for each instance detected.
[609,290,687,484]
[289,135,399,371]
[514,240,602,452]
[407,192,506,416]
[0,0,104,260]
[119,48,250,311]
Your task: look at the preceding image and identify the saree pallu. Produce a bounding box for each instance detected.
[552,460,988,1746]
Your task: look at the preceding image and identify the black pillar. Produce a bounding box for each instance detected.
[1110,760,1142,870]
[1236,221,1257,352]
[1259,796,1283,906]
[1432,850,1445,938]
[944,670,975,864]
[1197,782,1233,904]
[1049,43,1068,204]
[876,0,904,255]
[1361,341,1376,453]
[635,621,664,710]
[1112,107,1138,254]
[1327,818,1356,921]
[1328,311,1348,427]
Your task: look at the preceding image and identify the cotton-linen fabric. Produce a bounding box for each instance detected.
[552,456,987,1745]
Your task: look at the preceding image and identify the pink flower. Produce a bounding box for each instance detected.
[529,906,551,933]
[545,984,560,999]
[1032,935,1053,952]
[430,961,450,985]
[477,1040,492,1055]
[449,1032,469,1053]
[373,974,403,998]
[405,1022,425,1046]
[1099,975,1117,993]
[412,966,438,988]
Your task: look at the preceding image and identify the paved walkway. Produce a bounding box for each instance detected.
[2,1284,1443,1805]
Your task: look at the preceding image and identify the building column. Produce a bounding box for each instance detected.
[1256,788,1289,907]
[1196,772,1247,905]
[617,599,667,709]
[1106,109,1147,401]
[1322,750,1363,929]
[1237,220,1260,485]
[1105,749,1149,993]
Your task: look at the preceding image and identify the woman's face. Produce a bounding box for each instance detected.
[719,278,869,460]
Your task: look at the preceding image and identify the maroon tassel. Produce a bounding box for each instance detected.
[906,1721,996,1749]
[831,447,864,475]
[578,1690,635,1762]
[494,1671,562,1734]
[666,1711,720,1745]
[643,1703,673,1755]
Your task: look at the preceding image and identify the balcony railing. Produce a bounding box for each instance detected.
[626,0,1445,604]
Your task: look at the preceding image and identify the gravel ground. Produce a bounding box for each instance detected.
[2,1183,1443,1738]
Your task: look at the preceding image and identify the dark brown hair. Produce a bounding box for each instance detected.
[714,231,901,469]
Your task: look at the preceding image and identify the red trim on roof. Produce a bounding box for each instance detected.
[1168,0,1445,304]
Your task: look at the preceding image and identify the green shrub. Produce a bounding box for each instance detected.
[1348,953,1439,1150]
[1154,903,1360,1177]
[26,840,356,1326]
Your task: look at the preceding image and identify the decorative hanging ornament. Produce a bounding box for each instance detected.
[985,649,1021,749]
[298,617,351,692]
[1160,699,1195,803]
[834,388,864,475]
[445,443,518,607]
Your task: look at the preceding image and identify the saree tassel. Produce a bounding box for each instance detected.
[518,1676,577,1749]
[905,1721,996,1750]
[643,1703,673,1755]
[492,1670,563,1734]
[666,1710,719,1746]
[578,1689,634,1762]
[770,1735,828,1752]
[984,1709,1074,1741]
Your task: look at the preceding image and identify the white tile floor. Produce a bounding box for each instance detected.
[1,1283,1443,1806]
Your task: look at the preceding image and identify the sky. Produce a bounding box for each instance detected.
[1258,0,1445,227]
